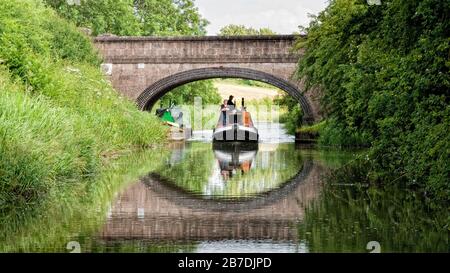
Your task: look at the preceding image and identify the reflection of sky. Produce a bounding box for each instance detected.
[202,144,301,197]
[196,240,309,253]
[198,122,296,197]
[204,160,225,196]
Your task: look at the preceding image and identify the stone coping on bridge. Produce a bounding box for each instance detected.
[94,34,304,43]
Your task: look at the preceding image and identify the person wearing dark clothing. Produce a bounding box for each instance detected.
[227,95,235,107]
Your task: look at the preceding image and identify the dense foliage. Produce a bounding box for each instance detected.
[274,95,304,135]
[44,0,208,36]
[296,0,449,202]
[45,0,219,106]
[0,0,166,212]
[219,24,276,36]
[159,79,221,107]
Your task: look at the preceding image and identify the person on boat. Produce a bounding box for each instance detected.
[220,99,229,126]
[220,99,229,110]
[227,95,235,109]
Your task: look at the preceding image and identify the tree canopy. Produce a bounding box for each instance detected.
[44,0,208,36]
[219,24,276,36]
[296,0,450,203]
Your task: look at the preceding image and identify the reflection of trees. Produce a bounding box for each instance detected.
[156,143,305,197]
[0,148,170,252]
[215,145,303,197]
[157,142,216,194]
[298,185,448,252]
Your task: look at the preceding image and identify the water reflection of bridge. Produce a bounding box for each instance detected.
[100,157,323,243]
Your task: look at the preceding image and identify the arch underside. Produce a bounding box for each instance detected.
[136,67,315,123]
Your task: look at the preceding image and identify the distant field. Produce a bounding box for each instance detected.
[214,80,283,101]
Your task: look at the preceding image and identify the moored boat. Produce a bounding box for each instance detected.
[155,105,192,141]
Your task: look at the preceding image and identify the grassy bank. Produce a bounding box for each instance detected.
[296,120,371,147]
[0,0,166,212]
[0,148,171,252]
[295,121,324,143]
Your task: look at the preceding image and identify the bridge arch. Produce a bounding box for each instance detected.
[136,67,316,124]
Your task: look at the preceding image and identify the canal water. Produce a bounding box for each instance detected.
[0,123,447,252]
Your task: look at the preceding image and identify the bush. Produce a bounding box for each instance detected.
[276,95,304,134]
[296,0,450,203]
[318,119,371,148]
[279,105,303,135]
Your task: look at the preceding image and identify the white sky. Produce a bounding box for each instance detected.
[195,0,329,35]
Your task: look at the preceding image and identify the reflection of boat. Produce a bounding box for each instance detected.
[212,99,259,142]
[212,142,258,181]
[214,150,256,163]
[212,141,258,151]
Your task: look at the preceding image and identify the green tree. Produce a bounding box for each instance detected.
[274,95,303,134]
[219,24,276,36]
[160,80,221,106]
[44,0,208,36]
[296,0,450,203]
[134,0,208,36]
[44,0,141,35]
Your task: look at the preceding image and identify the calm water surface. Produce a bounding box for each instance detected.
[0,123,447,252]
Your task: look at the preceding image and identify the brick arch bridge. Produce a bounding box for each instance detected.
[94,35,321,123]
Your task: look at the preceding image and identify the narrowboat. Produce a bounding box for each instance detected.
[212,99,259,142]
